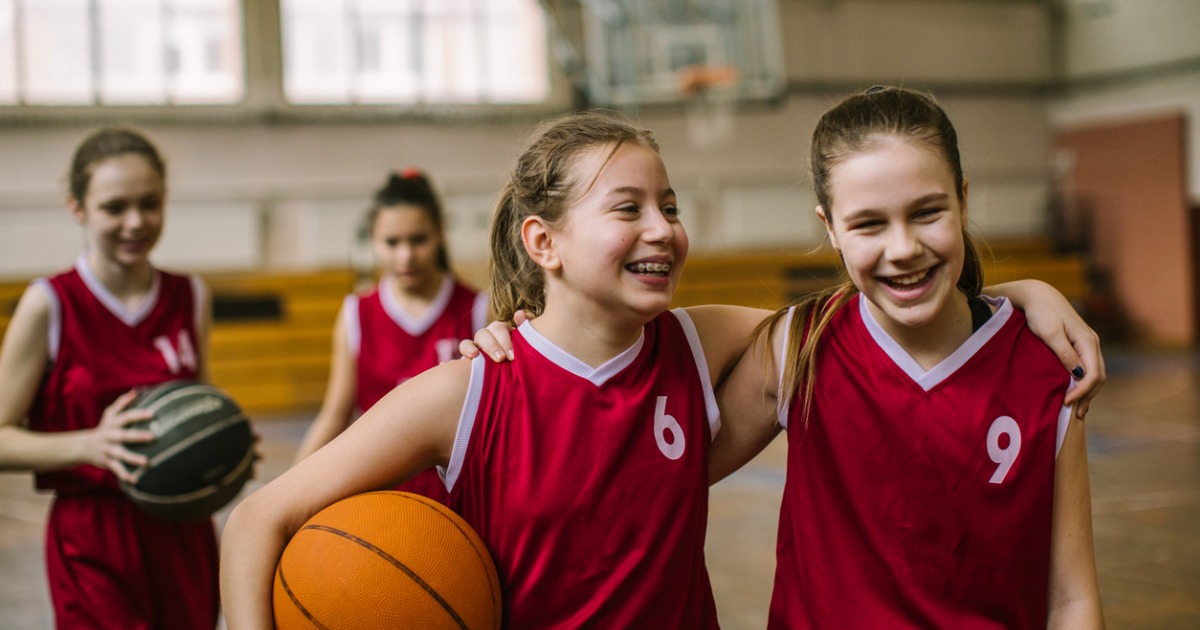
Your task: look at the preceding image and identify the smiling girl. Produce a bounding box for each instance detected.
[716,87,1104,628]
[0,127,221,629]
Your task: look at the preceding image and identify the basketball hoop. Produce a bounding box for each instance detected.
[675,64,739,148]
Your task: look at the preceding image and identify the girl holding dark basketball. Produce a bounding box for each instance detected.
[220,110,1103,629]
[292,169,488,505]
[0,127,221,629]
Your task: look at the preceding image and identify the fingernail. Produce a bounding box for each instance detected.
[1071,366,1085,379]
[493,351,505,361]
[506,350,515,361]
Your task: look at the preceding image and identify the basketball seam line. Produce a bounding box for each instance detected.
[390,492,502,629]
[121,442,255,504]
[302,523,471,630]
[277,566,332,630]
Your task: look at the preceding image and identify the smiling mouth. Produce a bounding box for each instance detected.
[881,266,935,289]
[626,262,672,277]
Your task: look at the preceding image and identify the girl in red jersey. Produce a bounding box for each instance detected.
[222,109,1102,629]
[292,170,488,504]
[0,128,222,629]
[714,87,1103,628]
[222,110,767,628]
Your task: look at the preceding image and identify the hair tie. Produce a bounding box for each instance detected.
[400,167,422,180]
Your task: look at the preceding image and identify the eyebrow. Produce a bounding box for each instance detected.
[604,186,676,199]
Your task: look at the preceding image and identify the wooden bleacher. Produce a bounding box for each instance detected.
[0,239,1087,416]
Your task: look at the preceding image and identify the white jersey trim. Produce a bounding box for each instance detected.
[442,354,486,491]
[341,295,361,356]
[189,275,206,334]
[34,279,62,364]
[860,294,1014,392]
[670,308,721,439]
[75,254,162,327]
[380,274,454,336]
[777,305,797,431]
[517,320,643,387]
[471,292,490,332]
[1056,379,1077,458]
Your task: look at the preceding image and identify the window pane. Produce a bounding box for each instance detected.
[6,0,242,106]
[166,0,244,103]
[98,0,165,104]
[0,0,16,104]
[22,0,93,104]
[282,0,548,105]
[282,0,352,103]
[483,0,548,103]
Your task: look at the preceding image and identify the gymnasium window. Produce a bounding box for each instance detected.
[280,0,549,105]
[0,0,244,106]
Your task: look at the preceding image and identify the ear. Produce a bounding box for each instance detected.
[960,179,970,226]
[68,196,86,224]
[521,216,561,271]
[815,205,840,252]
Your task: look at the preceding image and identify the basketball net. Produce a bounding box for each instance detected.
[676,65,739,148]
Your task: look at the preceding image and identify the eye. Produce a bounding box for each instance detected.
[914,208,944,221]
[384,237,401,248]
[615,204,640,215]
[409,234,429,246]
[662,203,680,218]
[849,219,884,232]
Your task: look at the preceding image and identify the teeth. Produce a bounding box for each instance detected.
[889,270,927,286]
[630,262,671,274]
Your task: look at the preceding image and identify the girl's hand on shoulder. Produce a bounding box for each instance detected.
[1000,280,1106,419]
[459,310,527,362]
[86,389,156,482]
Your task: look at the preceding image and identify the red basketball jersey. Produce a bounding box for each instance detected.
[30,257,204,494]
[445,309,721,629]
[346,275,486,501]
[768,295,1071,629]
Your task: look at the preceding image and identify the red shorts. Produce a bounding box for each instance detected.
[45,493,219,630]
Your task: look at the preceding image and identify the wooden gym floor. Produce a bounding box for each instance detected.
[0,347,1197,629]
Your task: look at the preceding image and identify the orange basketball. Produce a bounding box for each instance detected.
[273,491,502,630]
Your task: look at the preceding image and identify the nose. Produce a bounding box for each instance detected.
[122,206,145,231]
[883,222,922,262]
[642,208,675,243]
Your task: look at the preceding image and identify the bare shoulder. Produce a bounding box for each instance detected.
[679,305,772,385]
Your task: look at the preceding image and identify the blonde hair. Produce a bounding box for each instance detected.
[488,110,659,321]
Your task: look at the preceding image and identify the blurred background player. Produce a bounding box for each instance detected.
[292,169,488,504]
[0,127,223,629]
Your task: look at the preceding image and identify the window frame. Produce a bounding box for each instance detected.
[0,0,572,127]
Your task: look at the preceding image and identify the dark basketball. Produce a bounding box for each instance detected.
[118,380,255,521]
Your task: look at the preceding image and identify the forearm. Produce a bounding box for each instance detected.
[0,425,90,472]
[220,495,289,629]
[292,410,351,464]
[1048,596,1104,629]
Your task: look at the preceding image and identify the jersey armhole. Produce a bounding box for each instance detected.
[669,308,721,439]
[342,295,361,357]
[440,354,485,491]
[1055,378,1078,458]
[31,279,61,363]
[777,305,796,431]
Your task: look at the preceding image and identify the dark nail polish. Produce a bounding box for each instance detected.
[1071,366,1085,379]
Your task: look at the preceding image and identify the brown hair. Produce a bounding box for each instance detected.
[364,169,451,272]
[488,110,659,321]
[69,126,166,204]
[764,86,983,422]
